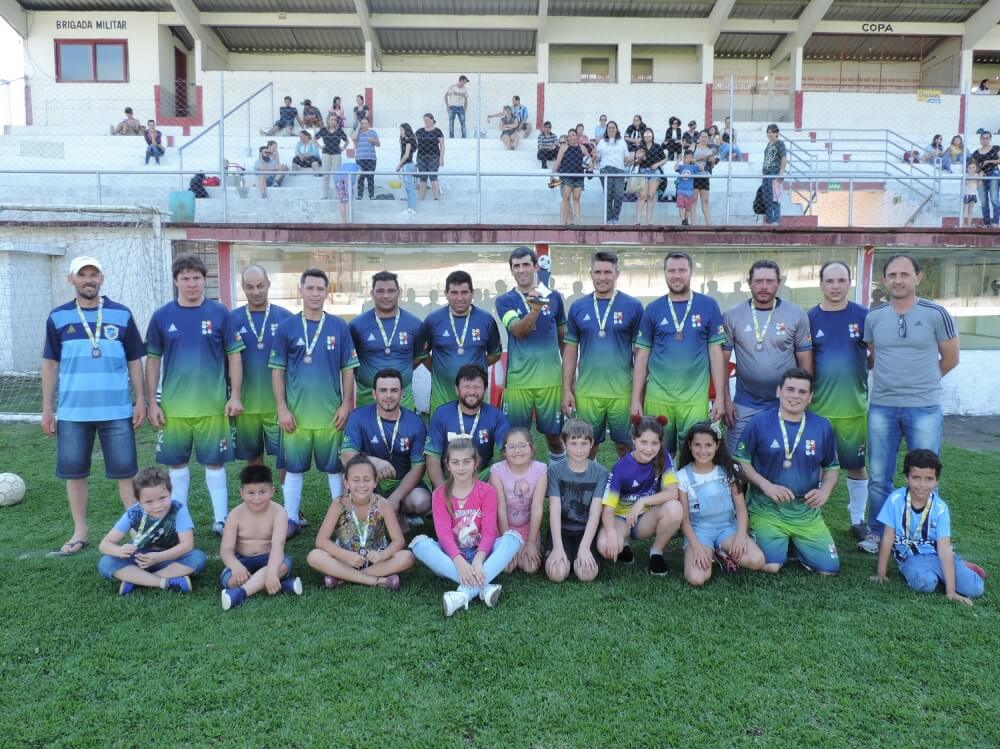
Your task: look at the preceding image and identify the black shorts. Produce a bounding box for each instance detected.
[544,528,595,562]
[293,156,320,168]
[693,177,710,190]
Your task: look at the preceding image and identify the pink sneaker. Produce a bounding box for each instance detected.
[965,561,987,580]
[377,574,400,591]
[323,575,340,590]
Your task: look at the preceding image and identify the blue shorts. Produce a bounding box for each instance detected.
[615,514,645,540]
[220,552,293,587]
[233,412,281,460]
[98,548,207,580]
[56,417,138,480]
[156,414,234,467]
[685,519,738,550]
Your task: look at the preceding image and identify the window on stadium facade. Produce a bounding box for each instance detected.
[55,40,128,82]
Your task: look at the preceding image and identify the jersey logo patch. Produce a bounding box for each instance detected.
[775,322,787,335]
[168,323,178,333]
[104,325,119,341]
[744,324,752,332]
[582,313,591,321]
[478,429,489,443]
[848,323,860,339]
[691,314,701,327]
[399,332,410,344]
[270,323,279,334]
[442,330,450,338]
[631,479,640,487]
[239,326,248,334]
[367,333,376,341]
[370,435,380,444]
[326,336,336,349]
[613,311,623,324]
[472,328,481,341]
[659,317,669,326]
[66,324,76,334]
[805,440,816,456]
[770,439,780,449]
[815,329,825,338]
[296,337,306,346]
[399,437,411,451]
[201,321,213,335]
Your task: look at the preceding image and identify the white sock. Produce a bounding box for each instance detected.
[169,466,191,507]
[204,467,229,523]
[327,472,343,501]
[284,472,304,521]
[549,451,566,463]
[847,478,869,525]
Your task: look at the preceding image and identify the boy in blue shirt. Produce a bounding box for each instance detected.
[674,149,700,226]
[97,467,207,595]
[871,448,986,605]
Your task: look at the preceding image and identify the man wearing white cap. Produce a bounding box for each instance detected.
[41,256,146,556]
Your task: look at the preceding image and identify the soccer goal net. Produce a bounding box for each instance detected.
[0,204,168,422]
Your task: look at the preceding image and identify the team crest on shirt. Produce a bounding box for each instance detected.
[472,328,481,341]
[848,323,861,339]
[716,324,725,335]
[367,333,376,341]
[233,331,242,341]
[201,320,213,335]
[399,437,411,451]
[104,324,119,341]
[775,322,787,335]
[239,326,248,334]
[858,444,866,457]
[613,311,624,325]
[66,324,76,334]
[541,305,551,316]
[805,440,816,456]
[399,331,409,345]
[478,429,489,443]
[270,323,279,335]
[690,314,702,327]
[326,336,336,349]
[769,439,780,449]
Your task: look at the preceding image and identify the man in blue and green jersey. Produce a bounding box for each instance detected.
[228,265,292,469]
[146,254,244,536]
[632,252,727,455]
[350,270,425,410]
[562,251,643,458]
[270,268,358,538]
[808,260,872,551]
[496,246,567,460]
[419,270,501,414]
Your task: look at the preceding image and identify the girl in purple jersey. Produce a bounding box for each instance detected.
[676,423,765,585]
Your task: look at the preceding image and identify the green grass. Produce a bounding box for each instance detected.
[1,423,997,748]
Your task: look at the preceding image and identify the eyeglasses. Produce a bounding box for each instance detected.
[898,316,907,338]
[505,443,532,451]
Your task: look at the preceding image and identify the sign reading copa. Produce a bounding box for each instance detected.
[860,23,895,33]
[56,19,128,30]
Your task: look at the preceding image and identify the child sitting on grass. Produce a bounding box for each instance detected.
[306,454,414,591]
[870,448,986,606]
[676,422,765,586]
[544,419,607,583]
[219,464,303,610]
[97,467,207,595]
[489,427,547,574]
[410,437,523,617]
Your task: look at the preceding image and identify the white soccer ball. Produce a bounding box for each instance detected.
[538,254,552,271]
[0,473,26,506]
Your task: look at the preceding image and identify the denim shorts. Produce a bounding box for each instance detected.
[56,417,138,480]
[685,519,739,550]
[98,548,207,580]
[560,176,585,189]
[615,514,646,540]
[220,551,293,587]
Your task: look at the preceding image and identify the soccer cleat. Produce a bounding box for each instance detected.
[118,581,136,596]
[850,522,870,543]
[298,512,311,529]
[167,576,192,593]
[212,520,226,538]
[965,561,987,580]
[323,575,341,590]
[481,583,502,608]
[442,590,470,617]
[405,513,425,529]
[857,534,880,554]
[377,574,401,592]
[714,550,739,575]
[281,576,304,595]
[285,520,301,540]
[617,545,635,564]
[221,587,246,611]
[648,553,669,577]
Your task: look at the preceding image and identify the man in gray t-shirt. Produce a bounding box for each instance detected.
[723,259,812,451]
[863,254,959,540]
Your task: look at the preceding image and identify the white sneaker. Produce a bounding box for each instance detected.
[481,583,502,608]
[857,534,880,554]
[442,590,469,618]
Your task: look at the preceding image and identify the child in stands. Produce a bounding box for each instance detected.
[871,449,986,605]
[489,427,546,574]
[597,415,682,576]
[219,464,303,610]
[97,467,206,595]
[306,454,414,590]
[410,437,522,617]
[676,422,765,586]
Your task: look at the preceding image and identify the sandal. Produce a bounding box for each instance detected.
[49,538,90,557]
[376,575,400,592]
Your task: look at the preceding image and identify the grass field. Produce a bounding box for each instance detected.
[1,422,997,748]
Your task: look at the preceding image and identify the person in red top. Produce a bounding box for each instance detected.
[409,437,523,617]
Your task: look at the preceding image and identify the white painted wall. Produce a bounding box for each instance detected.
[549,45,618,83]
[632,45,699,84]
[545,81,705,135]
[800,92,961,145]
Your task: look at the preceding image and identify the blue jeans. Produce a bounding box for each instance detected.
[401,163,417,209]
[56,417,138,479]
[899,553,984,598]
[99,549,207,580]
[410,530,522,599]
[867,404,942,535]
[761,176,780,224]
[145,145,165,164]
[719,143,742,161]
[448,106,466,138]
[977,174,999,224]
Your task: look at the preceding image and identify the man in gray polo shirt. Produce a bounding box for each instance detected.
[723,259,812,451]
[863,253,958,543]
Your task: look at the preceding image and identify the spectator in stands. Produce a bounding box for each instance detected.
[947,135,966,166]
[334,160,360,223]
[682,120,700,149]
[663,116,683,160]
[444,75,469,138]
[317,114,349,200]
[625,114,646,152]
[693,131,716,225]
[760,123,787,225]
[189,172,209,199]
[972,129,1000,226]
[574,123,591,148]
[301,99,323,129]
[329,96,345,124]
[416,113,445,201]
[596,120,629,225]
[291,130,322,175]
[537,121,559,168]
[397,123,418,215]
[594,114,607,140]
[707,124,721,152]
[925,134,950,172]
[674,149,700,226]
[260,96,301,136]
[964,160,979,225]
[353,116,380,200]
[635,129,667,225]
[353,95,369,129]
[973,79,991,95]
[112,107,143,136]
[719,132,743,162]
[494,106,520,150]
[143,120,165,165]
[255,144,287,197]
[511,95,532,137]
[554,129,587,225]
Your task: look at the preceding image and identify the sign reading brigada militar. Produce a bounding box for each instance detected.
[56,19,127,30]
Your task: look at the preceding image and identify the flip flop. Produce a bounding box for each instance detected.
[49,539,90,557]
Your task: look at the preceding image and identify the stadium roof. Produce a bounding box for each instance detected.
[7,0,1000,60]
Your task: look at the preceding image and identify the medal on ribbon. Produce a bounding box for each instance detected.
[301,312,325,364]
[245,304,271,351]
[375,309,400,356]
[76,298,103,358]
[593,291,617,339]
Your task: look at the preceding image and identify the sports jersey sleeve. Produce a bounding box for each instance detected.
[268,325,289,370]
[493,415,510,454]
[659,452,679,488]
[340,326,360,370]
[415,318,432,361]
[486,316,502,356]
[935,501,952,538]
[224,313,246,356]
[722,308,735,352]
[819,420,840,470]
[635,306,656,350]
[564,304,581,345]
[122,315,145,361]
[554,293,567,330]
[175,504,195,533]
[706,300,726,345]
[341,413,364,453]
[733,417,757,464]
[145,311,164,359]
[43,315,61,361]
[409,419,427,466]
[496,293,520,330]
[602,462,624,511]
[627,299,643,346]
[112,507,136,534]
[792,307,813,352]
[424,412,447,457]
[875,488,906,530]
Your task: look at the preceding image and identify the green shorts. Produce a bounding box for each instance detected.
[503,386,563,436]
[356,385,415,412]
[233,412,280,460]
[575,395,631,444]
[377,478,401,496]
[279,427,343,474]
[156,414,234,466]
[642,399,708,454]
[749,503,840,574]
[825,414,867,471]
